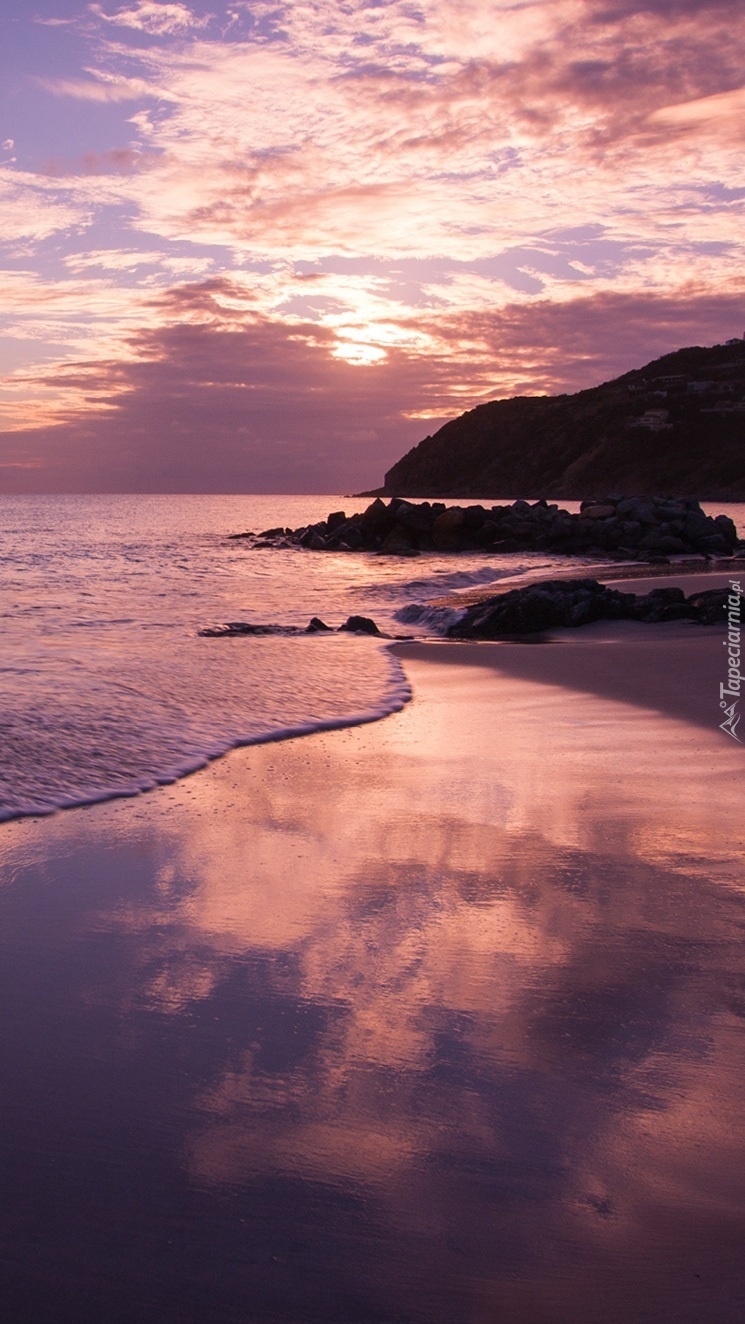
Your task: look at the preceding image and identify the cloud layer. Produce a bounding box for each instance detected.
[3,281,742,492]
[1,0,743,489]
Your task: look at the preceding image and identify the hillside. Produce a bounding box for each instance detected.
[375,341,745,499]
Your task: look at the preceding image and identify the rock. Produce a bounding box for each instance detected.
[447,578,742,638]
[328,520,366,550]
[474,520,501,547]
[339,615,381,635]
[449,578,616,637]
[616,498,656,524]
[463,505,488,530]
[432,507,466,549]
[379,524,418,555]
[618,520,643,543]
[630,585,691,621]
[698,534,728,555]
[580,504,616,519]
[231,497,742,560]
[201,614,385,637]
[647,586,686,602]
[640,532,686,553]
[362,498,389,527]
[686,589,735,624]
[714,514,738,549]
[343,525,366,550]
[684,512,711,538]
[501,518,538,539]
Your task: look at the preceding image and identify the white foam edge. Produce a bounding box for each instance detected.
[0,645,412,825]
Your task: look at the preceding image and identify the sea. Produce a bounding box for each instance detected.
[2,493,743,823]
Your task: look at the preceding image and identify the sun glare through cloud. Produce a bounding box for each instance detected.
[332,342,389,366]
[0,0,743,489]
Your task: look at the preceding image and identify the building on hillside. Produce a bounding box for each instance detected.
[629,409,673,432]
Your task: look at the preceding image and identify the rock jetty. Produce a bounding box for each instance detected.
[231,496,742,562]
[447,580,739,639]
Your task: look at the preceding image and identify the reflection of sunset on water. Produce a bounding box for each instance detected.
[0,644,743,1319]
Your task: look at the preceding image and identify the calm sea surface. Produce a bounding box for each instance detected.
[0,492,618,822]
[1,494,743,821]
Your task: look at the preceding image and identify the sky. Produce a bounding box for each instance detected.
[0,0,743,493]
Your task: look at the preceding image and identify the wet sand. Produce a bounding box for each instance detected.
[395,619,726,732]
[1,601,744,1322]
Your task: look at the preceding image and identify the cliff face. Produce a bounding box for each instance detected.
[379,342,745,499]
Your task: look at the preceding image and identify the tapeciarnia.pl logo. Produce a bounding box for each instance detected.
[720,578,743,742]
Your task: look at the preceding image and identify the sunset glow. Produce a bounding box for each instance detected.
[1,0,744,490]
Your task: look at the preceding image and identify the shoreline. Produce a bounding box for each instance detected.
[0,613,743,1322]
[433,554,743,607]
[404,565,743,735]
[392,618,727,734]
[2,563,741,830]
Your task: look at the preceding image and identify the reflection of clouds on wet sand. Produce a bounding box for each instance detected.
[1,648,743,1320]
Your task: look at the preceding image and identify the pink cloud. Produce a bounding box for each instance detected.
[90,2,209,36]
[36,73,176,102]
[421,284,745,395]
[5,0,745,493]
[2,280,744,493]
[41,147,154,176]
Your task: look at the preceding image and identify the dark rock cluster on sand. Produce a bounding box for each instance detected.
[231,496,742,562]
[447,580,740,639]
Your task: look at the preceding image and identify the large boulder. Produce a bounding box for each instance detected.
[379,524,418,555]
[339,615,381,634]
[432,507,466,549]
[580,503,616,519]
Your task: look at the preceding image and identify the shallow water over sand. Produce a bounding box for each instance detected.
[0,640,743,1323]
[0,492,589,821]
[4,493,741,822]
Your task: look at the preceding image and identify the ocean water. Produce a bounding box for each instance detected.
[1,493,742,822]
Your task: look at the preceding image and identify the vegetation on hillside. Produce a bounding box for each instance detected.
[376,342,745,499]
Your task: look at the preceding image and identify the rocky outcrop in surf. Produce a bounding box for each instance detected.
[230,496,742,563]
[199,615,381,638]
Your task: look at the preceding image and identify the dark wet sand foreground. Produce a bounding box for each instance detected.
[0,588,744,1323]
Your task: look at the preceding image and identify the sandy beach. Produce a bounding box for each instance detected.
[0,570,744,1322]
